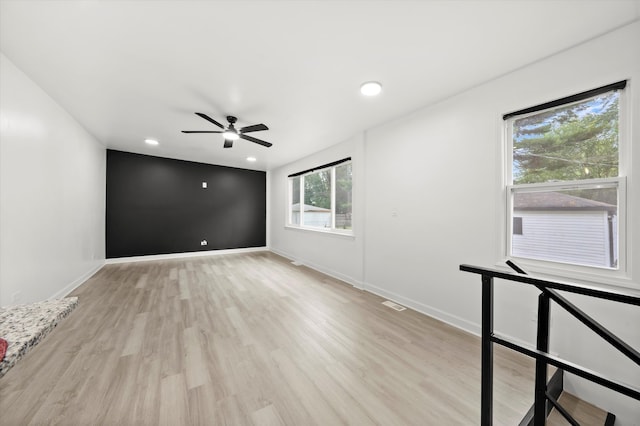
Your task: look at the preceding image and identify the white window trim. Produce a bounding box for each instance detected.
[286,161,353,236]
[284,224,355,239]
[498,84,633,289]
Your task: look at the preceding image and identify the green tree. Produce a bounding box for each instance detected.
[513,92,619,186]
[304,170,331,209]
[335,163,352,215]
[301,165,352,228]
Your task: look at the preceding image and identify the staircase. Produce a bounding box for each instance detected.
[546,393,612,426]
[518,369,616,426]
[460,262,640,426]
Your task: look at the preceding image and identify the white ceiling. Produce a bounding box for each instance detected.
[1,1,639,171]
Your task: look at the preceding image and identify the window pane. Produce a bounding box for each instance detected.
[335,163,352,229]
[290,176,300,225]
[511,187,618,268]
[512,91,619,184]
[513,217,523,235]
[303,170,331,228]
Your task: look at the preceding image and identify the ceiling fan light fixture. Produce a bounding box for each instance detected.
[360,81,382,96]
[223,130,240,140]
[183,113,272,148]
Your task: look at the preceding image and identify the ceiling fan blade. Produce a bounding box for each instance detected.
[181,130,223,133]
[239,123,268,133]
[223,139,233,148]
[195,112,225,129]
[241,134,273,147]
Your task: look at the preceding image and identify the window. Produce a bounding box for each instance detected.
[505,81,626,270]
[513,217,523,235]
[288,159,352,233]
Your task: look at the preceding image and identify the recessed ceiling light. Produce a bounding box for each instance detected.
[247,156,257,162]
[360,81,382,96]
[145,138,159,146]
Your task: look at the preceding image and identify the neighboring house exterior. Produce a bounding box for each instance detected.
[512,192,617,268]
[291,203,331,228]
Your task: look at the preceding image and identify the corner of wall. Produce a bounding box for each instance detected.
[49,261,105,300]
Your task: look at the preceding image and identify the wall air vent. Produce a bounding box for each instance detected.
[382,300,406,311]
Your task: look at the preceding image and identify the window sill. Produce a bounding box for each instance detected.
[284,225,354,239]
[494,257,636,292]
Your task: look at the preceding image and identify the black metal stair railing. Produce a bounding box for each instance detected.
[460,262,640,426]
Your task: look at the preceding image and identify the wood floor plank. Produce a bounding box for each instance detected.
[269,348,344,425]
[160,373,191,426]
[184,326,210,390]
[0,251,539,425]
[251,404,286,426]
[121,311,149,356]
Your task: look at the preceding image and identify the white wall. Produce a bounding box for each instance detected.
[270,22,640,423]
[0,52,105,307]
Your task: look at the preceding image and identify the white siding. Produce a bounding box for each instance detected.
[292,211,331,228]
[512,210,613,268]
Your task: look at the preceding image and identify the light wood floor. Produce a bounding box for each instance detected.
[1,251,544,425]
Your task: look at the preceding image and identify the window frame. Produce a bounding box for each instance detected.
[287,160,353,236]
[506,177,626,270]
[502,83,630,284]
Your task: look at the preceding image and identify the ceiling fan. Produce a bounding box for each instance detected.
[182,113,273,148]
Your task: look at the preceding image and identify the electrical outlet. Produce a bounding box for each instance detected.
[201,240,207,246]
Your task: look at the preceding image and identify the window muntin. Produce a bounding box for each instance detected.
[335,162,353,230]
[289,176,301,225]
[506,85,624,271]
[288,161,352,234]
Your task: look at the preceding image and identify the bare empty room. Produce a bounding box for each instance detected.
[1,1,639,425]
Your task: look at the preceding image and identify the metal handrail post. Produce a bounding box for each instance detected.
[534,292,550,425]
[481,274,494,426]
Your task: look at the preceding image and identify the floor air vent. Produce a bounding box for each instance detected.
[382,300,406,311]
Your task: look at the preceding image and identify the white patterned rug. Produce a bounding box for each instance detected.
[0,297,78,378]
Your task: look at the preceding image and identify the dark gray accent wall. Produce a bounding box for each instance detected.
[106,150,266,258]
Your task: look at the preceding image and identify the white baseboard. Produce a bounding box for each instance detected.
[267,250,486,337]
[49,261,105,300]
[363,282,548,356]
[269,248,364,289]
[105,246,268,264]
[363,281,481,336]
